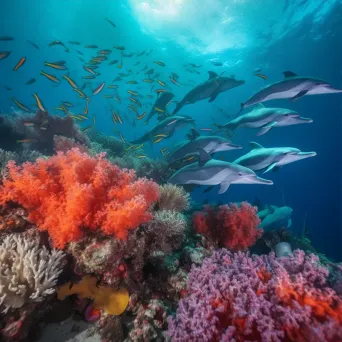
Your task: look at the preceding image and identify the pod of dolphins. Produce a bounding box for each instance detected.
[160,70,342,194]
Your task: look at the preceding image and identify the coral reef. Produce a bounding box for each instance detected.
[0,234,65,312]
[0,149,159,248]
[0,109,88,155]
[156,184,190,212]
[192,202,263,251]
[145,210,187,254]
[53,135,89,154]
[168,249,342,342]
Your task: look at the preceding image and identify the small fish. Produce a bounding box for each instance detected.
[164,151,170,157]
[63,102,73,107]
[153,61,165,66]
[157,80,165,87]
[82,125,92,132]
[99,49,112,55]
[76,50,84,55]
[125,145,136,152]
[13,57,26,71]
[146,49,153,56]
[254,73,267,80]
[69,41,81,45]
[40,70,60,83]
[12,97,30,112]
[137,50,146,57]
[116,64,123,69]
[27,40,39,49]
[82,75,95,79]
[153,137,164,144]
[122,53,134,58]
[17,138,37,143]
[113,46,125,51]
[84,66,97,75]
[70,115,83,121]
[146,69,154,75]
[77,114,88,120]
[74,88,87,98]
[167,119,178,125]
[170,77,180,86]
[63,75,78,89]
[128,105,138,114]
[0,51,11,60]
[155,89,166,93]
[135,154,146,159]
[114,96,121,103]
[108,85,118,89]
[48,40,69,52]
[127,80,138,84]
[137,112,146,120]
[93,115,96,126]
[105,17,116,28]
[4,86,11,91]
[112,112,118,124]
[0,36,14,41]
[184,156,196,162]
[84,99,89,115]
[200,128,214,132]
[45,62,67,70]
[85,45,98,49]
[120,133,126,143]
[56,106,67,113]
[93,82,105,95]
[128,90,139,96]
[23,121,35,127]
[103,95,113,98]
[133,61,140,66]
[154,107,164,113]
[25,78,36,85]
[109,59,118,65]
[92,56,107,61]
[116,112,123,124]
[143,79,153,83]
[129,97,138,104]
[33,93,46,112]
[154,134,168,138]
[210,61,223,67]
[161,147,168,153]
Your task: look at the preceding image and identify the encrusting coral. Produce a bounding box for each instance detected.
[57,275,129,316]
[0,149,160,248]
[156,184,190,212]
[0,234,65,312]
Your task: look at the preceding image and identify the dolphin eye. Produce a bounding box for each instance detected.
[238,172,243,176]
[283,152,289,155]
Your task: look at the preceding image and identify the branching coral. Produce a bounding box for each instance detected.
[53,135,89,154]
[146,211,187,254]
[168,249,342,342]
[0,234,65,312]
[192,202,262,251]
[0,149,160,248]
[156,184,190,212]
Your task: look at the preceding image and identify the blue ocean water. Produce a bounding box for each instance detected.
[1,0,341,260]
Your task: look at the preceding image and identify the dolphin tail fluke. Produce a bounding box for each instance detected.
[172,101,183,115]
[129,134,148,145]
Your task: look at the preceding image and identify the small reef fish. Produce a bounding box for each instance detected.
[153,137,164,144]
[25,78,36,85]
[82,75,95,79]
[143,79,153,83]
[41,71,60,83]
[155,89,166,94]
[12,97,30,112]
[133,143,144,151]
[254,73,267,80]
[170,77,180,86]
[93,82,105,95]
[200,128,214,132]
[48,40,69,52]
[99,49,112,55]
[27,40,39,49]
[17,138,37,143]
[157,80,165,87]
[13,57,26,71]
[108,85,118,89]
[137,112,146,120]
[127,80,138,84]
[114,96,121,103]
[69,41,81,45]
[128,90,139,96]
[84,66,97,75]
[120,133,126,143]
[74,88,87,98]
[113,46,125,51]
[82,125,92,132]
[63,75,78,89]
[135,154,146,159]
[128,105,138,114]
[33,93,46,112]
[0,36,13,41]
[45,62,67,70]
[109,60,119,65]
[154,61,165,66]
[85,45,98,49]
[0,51,11,60]
[105,17,116,28]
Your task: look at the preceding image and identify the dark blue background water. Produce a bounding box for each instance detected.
[1,0,341,260]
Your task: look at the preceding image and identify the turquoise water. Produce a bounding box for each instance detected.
[1,0,341,260]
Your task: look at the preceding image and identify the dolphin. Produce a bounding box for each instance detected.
[234,142,317,173]
[130,115,195,144]
[258,205,293,231]
[168,135,242,164]
[168,149,273,194]
[173,71,245,114]
[220,104,312,136]
[237,71,342,115]
[146,91,174,123]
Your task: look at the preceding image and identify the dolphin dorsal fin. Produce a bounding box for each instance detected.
[208,71,218,80]
[249,141,263,149]
[252,103,265,110]
[283,71,297,78]
[197,148,211,166]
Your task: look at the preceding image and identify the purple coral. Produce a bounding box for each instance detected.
[167,249,342,342]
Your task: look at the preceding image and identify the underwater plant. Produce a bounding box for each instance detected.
[0,149,160,248]
[192,202,262,251]
[156,184,190,212]
[0,234,65,312]
[168,249,342,341]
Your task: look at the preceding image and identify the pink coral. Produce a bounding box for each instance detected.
[53,135,89,154]
[0,149,159,248]
[192,202,262,251]
[168,249,342,342]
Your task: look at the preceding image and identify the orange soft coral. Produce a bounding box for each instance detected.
[0,149,159,248]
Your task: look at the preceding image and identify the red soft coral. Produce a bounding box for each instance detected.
[192,202,262,251]
[0,149,159,248]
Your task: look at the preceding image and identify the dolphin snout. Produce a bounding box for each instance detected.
[255,177,274,185]
[297,151,317,157]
